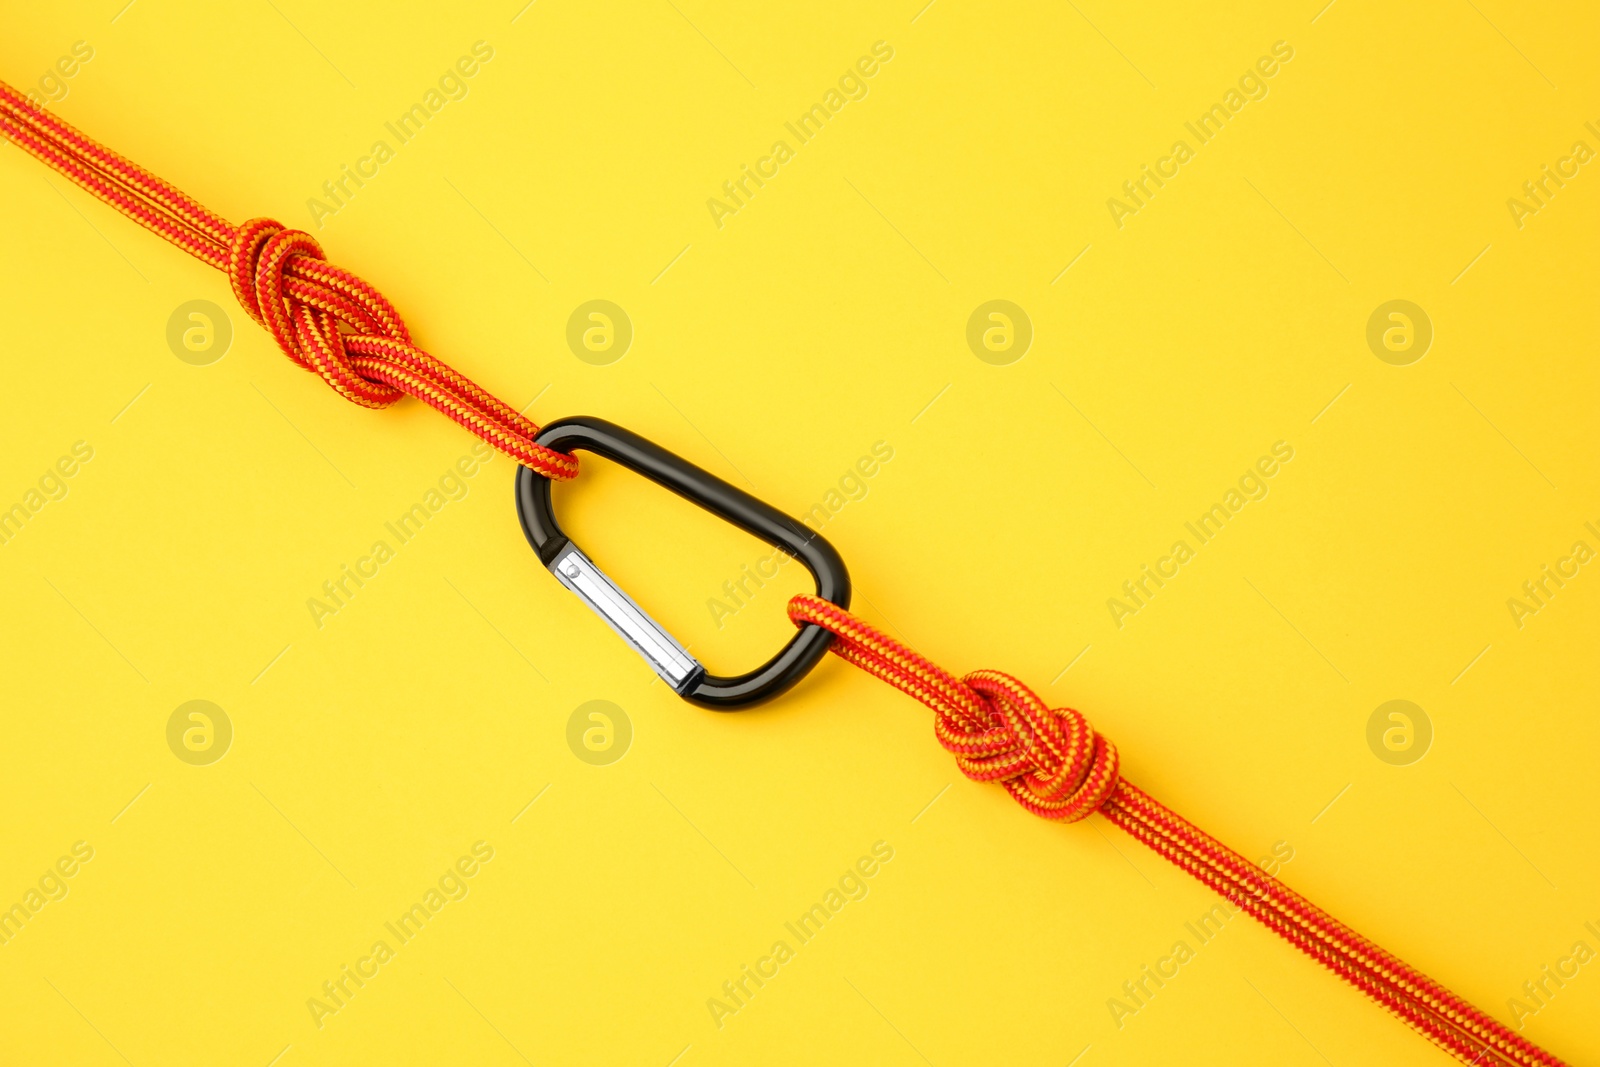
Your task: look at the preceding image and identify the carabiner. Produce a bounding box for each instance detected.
[514,416,851,709]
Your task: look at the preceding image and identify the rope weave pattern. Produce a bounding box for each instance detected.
[789,594,1570,1067]
[0,80,575,480]
[0,72,1571,1067]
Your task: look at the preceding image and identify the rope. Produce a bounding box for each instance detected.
[789,594,1570,1067]
[0,80,575,481]
[0,73,1572,1067]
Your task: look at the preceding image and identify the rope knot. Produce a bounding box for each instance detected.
[786,595,1119,823]
[226,217,409,409]
[222,218,578,479]
[939,670,1119,822]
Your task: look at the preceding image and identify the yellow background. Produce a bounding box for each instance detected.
[3,1,1598,1064]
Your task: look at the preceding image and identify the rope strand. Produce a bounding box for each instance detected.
[0,79,575,481]
[788,593,1569,1067]
[0,74,1571,1067]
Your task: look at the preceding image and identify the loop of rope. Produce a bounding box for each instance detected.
[0,72,1571,1067]
[787,593,1569,1067]
[0,80,576,481]
[786,595,1117,822]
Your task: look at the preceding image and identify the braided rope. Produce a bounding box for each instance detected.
[0,80,575,480]
[788,595,1119,821]
[0,72,1572,1067]
[789,594,1569,1067]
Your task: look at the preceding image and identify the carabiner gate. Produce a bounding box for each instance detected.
[515,417,851,709]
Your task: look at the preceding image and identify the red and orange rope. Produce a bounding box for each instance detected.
[0,79,575,481]
[0,75,1572,1067]
[788,594,1567,1066]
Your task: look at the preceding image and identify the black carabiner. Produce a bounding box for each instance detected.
[515,416,851,710]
